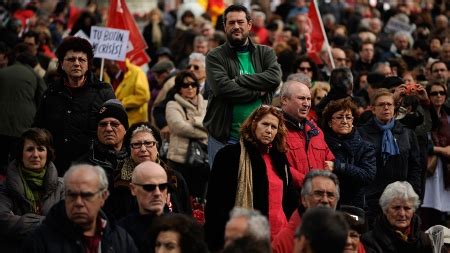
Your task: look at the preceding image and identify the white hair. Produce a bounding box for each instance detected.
[189,52,206,68]
[379,181,420,213]
[228,207,270,240]
[64,164,109,191]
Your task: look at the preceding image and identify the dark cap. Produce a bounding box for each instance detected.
[367,72,385,88]
[156,47,173,58]
[151,60,175,73]
[97,99,129,129]
[340,205,366,234]
[381,76,404,89]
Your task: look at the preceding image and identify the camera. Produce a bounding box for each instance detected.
[405,83,420,95]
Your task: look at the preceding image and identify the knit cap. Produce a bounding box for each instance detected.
[97,99,129,129]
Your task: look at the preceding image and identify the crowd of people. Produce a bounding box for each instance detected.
[0,0,450,252]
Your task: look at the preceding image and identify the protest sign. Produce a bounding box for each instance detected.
[90,26,129,61]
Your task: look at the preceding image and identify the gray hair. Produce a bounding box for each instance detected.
[301,170,340,200]
[286,73,312,88]
[379,181,420,213]
[194,35,208,45]
[393,31,413,49]
[189,52,206,68]
[280,79,310,99]
[64,164,109,191]
[228,207,270,240]
[132,125,154,138]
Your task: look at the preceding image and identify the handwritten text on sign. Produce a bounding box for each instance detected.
[90,26,129,61]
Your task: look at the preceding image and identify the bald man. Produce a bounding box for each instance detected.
[119,161,169,252]
[332,47,347,68]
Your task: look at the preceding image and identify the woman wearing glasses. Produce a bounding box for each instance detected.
[358,89,422,227]
[421,82,450,228]
[322,97,376,209]
[112,123,191,217]
[0,128,64,252]
[204,105,297,251]
[165,71,208,199]
[293,55,323,82]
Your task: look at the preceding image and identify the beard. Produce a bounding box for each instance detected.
[226,30,249,47]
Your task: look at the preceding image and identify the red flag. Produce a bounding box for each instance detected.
[107,0,150,66]
[306,0,329,65]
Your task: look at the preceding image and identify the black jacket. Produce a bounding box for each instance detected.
[204,141,298,251]
[324,129,376,208]
[21,200,138,253]
[362,214,433,253]
[34,73,115,175]
[118,212,160,253]
[358,119,422,198]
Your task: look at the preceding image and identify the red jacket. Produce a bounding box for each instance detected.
[272,210,301,253]
[284,116,334,189]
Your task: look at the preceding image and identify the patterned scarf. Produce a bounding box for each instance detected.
[375,118,400,164]
[235,140,253,209]
[21,165,46,213]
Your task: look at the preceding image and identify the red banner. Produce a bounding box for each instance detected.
[306,0,326,64]
[107,0,150,66]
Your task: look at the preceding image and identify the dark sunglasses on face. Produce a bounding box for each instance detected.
[259,104,282,112]
[134,183,169,192]
[429,91,446,97]
[299,67,312,72]
[186,64,200,71]
[181,82,198,89]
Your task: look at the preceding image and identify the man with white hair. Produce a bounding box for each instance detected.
[23,164,137,252]
[186,52,209,98]
[272,170,340,253]
[224,207,270,247]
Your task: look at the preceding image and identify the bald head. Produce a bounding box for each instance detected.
[131,161,169,215]
[281,81,312,121]
[332,47,346,68]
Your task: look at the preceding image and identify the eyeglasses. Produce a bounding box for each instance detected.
[299,67,312,72]
[332,115,354,122]
[65,189,104,201]
[310,190,337,200]
[64,57,88,64]
[186,64,200,71]
[130,141,158,149]
[98,121,122,129]
[134,183,169,192]
[429,91,446,97]
[181,82,198,89]
[375,102,394,108]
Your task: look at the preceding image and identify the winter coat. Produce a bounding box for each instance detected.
[21,200,138,253]
[204,141,298,251]
[166,94,208,164]
[0,161,64,252]
[203,40,282,143]
[118,212,160,253]
[0,62,47,137]
[362,214,433,253]
[115,60,151,125]
[34,72,115,175]
[358,118,422,198]
[324,129,376,208]
[284,113,335,189]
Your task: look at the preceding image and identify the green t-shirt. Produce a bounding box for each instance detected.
[230,51,261,140]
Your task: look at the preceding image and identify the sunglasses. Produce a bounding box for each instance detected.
[186,64,200,71]
[181,81,198,89]
[299,67,312,72]
[429,91,446,97]
[259,104,282,112]
[134,183,169,192]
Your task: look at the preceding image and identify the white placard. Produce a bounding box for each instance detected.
[90,26,130,61]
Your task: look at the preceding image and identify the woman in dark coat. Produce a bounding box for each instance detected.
[362,181,432,253]
[358,89,422,226]
[0,128,64,252]
[322,97,376,209]
[204,105,298,251]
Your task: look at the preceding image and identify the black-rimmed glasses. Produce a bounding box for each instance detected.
[130,141,158,149]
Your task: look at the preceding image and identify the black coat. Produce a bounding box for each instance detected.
[362,214,433,253]
[21,200,138,253]
[204,141,298,251]
[324,129,376,208]
[358,119,422,222]
[34,73,115,175]
[118,212,159,253]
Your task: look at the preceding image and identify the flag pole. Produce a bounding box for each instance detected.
[313,0,335,69]
[100,58,104,81]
